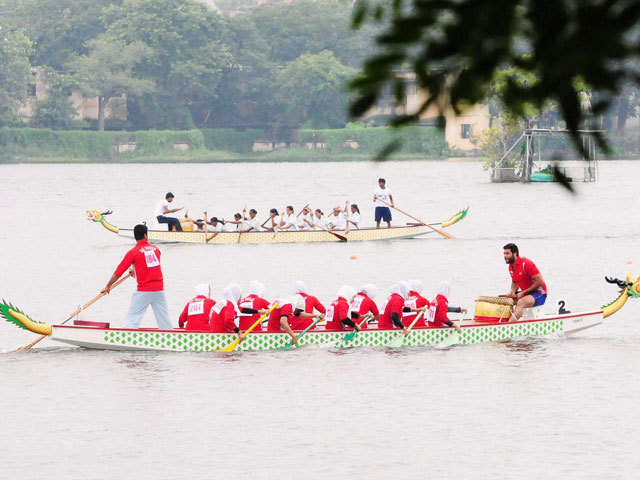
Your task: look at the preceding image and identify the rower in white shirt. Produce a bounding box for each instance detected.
[297,205,313,230]
[347,203,361,229]
[244,209,260,232]
[263,208,281,232]
[279,206,298,231]
[310,209,328,231]
[327,205,347,231]
[207,217,225,232]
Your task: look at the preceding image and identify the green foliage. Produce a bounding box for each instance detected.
[201,128,263,153]
[273,51,356,128]
[349,0,640,158]
[32,70,77,129]
[0,23,32,126]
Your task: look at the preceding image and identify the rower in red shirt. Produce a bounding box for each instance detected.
[237,280,270,331]
[350,284,379,329]
[178,283,216,330]
[502,243,548,321]
[404,280,429,328]
[290,281,326,330]
[210,284,242,334]
[432,282,464,332]
[102,224,172,329]
[266,297,298,345]
[325,286,362,331]
[379,283,411,333]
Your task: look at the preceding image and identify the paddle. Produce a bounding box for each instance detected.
[279,315,324,351]
[12,269,134,353]
[237,206,247,244]
[341,313,373,342]
[218,303,278,353]
[378,199,454,239]
[309,204,347,242]
[436,310,466,349]
[388,311,424,348]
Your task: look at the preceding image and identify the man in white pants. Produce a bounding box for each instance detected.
[102,224,172,329]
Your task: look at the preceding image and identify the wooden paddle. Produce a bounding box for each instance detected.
[218,303,278,353]
[13,270,134,353]
[340,313,373,343]
[309,204,347,242]
[378,199,454,239]
[203,210,208,243]
[279,315,324,350]
[388,310,424,348]
[237,206,247,244]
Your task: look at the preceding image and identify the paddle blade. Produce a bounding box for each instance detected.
[218,338,241,353]
[388,333,406,348]
[343,331,357,342]
[439,331,459,348]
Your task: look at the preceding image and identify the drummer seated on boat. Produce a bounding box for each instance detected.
[325,286,362,331]
[156,192,183,232]
[502,243,548,321]
[179,283,216,330]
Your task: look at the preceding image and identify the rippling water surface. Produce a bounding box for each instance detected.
[1,160,639,479]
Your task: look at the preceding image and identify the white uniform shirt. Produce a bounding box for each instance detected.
[245,217,259,231]
[156,200,175,217]
[348,212,361,227]
[281,213,298,230]
[312,215,328,230]
[328,212,346,230]
[374,186,393,207]
[209,223,224,232]
[297,214,313,230]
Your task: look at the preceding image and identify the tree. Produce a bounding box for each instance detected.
[0,23,32,126]
[32,70,77,129]
[273,51,356,128]
[102,0,231,128]
[349,0,640,159]
[66,35,154,131]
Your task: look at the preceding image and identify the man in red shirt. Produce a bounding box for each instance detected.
[178,283,216,330]
[503,243,548,321]
[102,224,172,329]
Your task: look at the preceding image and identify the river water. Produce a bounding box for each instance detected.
[1,160,639,479]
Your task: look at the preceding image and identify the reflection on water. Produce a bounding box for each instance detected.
[1,161,640,478]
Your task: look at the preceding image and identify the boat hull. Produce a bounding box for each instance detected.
[115,225,433,244]
[49,311,603,352]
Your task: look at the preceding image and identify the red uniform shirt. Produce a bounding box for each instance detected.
[178,295,216,330]
[210,300,238,333]
[509,257,547,295]
[404,291,428,328]
[267,303,294,332]
[351,292,379,329]
[324,297,351,331]
[238,294,270,331]
[379,293,405,330]
[432,294,452,328]
[290,293,325,330]
[113,239,163,291]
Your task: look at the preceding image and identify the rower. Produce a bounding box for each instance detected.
[502,243,548,321]
[379,283,409,334]
[101,224,172,329]
[325,286,361,331]
[347,203,361,230]
[297,206,314,230]
[432,282,464,332]
[404,280,429,328]
[311,209,327,230]
[156,192,183,231]
[266,296,298,345]
[263,208,280,232]
[245,209,260,232]
[178,283,216,330]
[225,213,244,231]
[290,280,326,330]
[210,284,242,334]
[351,284,380,328]
[327,205,347,230]
[238,280,270,331]
[207,217,225,232]
[279,206,298,230]
[373,178,393,229]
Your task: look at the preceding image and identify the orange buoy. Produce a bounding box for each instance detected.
[626,260,633,265]
[350,254,358,260]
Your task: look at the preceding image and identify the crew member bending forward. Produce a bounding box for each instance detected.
[102,224,172,329]
[503,243,548,321]
[179,283,216,330]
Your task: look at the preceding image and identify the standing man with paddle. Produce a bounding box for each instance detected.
[102,224,172,330]
[373,178,394,229]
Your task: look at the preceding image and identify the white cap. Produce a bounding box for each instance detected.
[248,280,265,297]
[408,280,423,294]
[294,280,307,294]
[389,283,409,299]
[437,282,451,299]
[359,284,377,298]
[337,285,356,301]
[194,283,210,298]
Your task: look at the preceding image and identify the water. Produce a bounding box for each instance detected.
[1,160,639,479]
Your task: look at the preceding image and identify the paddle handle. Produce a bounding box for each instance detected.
[245,303,278,336]
[379,199,454,239]
[405,310,424,334]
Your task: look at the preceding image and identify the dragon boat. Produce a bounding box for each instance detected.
[2,275,637,353]
[86,208,468,245]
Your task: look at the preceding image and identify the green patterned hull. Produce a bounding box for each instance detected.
[49,310,603,351]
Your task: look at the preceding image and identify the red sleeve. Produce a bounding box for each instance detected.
[435,296,450,323]
[313,296,326,314]
[113,248,135,278]
[524,259,540,277]
[224,305,237,332]
[178,304,189,328]
[366,297,379,316]
[257,298,270,310]
[337,302,349,320]
[280,304,293,317]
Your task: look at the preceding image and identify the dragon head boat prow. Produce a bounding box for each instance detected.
[602,273,640,318]
[0,300,52,336]
[86,209,119,234]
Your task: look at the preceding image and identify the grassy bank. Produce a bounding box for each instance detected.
[0,126,451,163]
